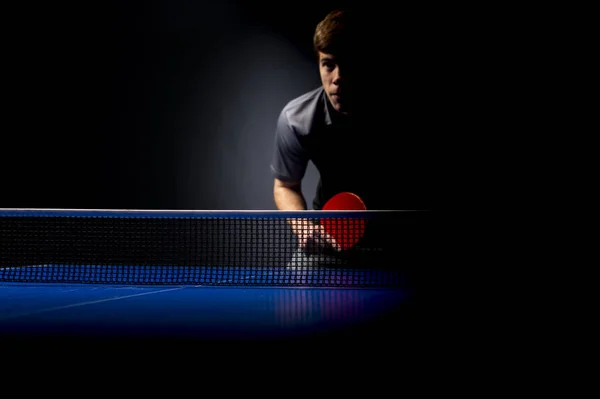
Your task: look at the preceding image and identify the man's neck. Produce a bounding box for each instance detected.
[326,97,352,125]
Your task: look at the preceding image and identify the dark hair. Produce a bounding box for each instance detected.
[313,9,352,57]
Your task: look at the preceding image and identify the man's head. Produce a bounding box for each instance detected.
[313,9,354,115]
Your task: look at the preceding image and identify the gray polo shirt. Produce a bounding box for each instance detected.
[270,85,433,211]
[270,86,371,210]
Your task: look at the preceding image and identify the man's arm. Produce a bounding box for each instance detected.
[273,178,306,210]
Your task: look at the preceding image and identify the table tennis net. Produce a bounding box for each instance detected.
[0,209,429,287]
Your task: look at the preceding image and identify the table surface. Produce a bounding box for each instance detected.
[1,209,427,377]
[1,279,417,357]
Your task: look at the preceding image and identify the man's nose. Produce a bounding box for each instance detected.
[333,67,343,85]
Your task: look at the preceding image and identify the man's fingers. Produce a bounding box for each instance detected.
[293,224,341,251]
[325,234,342,251]
[297,235,308,248]
[316,226,341,251]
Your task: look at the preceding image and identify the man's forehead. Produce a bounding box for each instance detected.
[318,52,353,62]
[319,52,335,60]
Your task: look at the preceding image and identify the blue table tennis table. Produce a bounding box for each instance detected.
[1,208,425,364]
[0,268,414,344]
[0,275,418,372]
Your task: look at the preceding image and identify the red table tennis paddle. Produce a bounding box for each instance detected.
[320,192,367,251]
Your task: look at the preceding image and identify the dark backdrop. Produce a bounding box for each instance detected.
[1,1,469,210]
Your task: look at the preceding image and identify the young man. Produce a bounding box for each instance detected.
[270,8,430,262]
[271,8,358,254]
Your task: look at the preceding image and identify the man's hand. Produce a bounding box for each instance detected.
[288,218,342,251]
[273,179,341,250]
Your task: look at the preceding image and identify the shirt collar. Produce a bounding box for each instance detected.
[322,89,334,126]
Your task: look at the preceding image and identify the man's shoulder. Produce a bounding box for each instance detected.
[283,87,324,111]
[280,87,325,131]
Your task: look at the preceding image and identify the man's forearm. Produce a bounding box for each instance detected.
[274,185,307,210]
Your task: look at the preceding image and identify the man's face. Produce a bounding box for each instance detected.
[319,52,352,115]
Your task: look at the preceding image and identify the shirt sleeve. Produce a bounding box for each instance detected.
[270,109,309,183]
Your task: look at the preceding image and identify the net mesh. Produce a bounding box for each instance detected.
[1,209,427,287]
